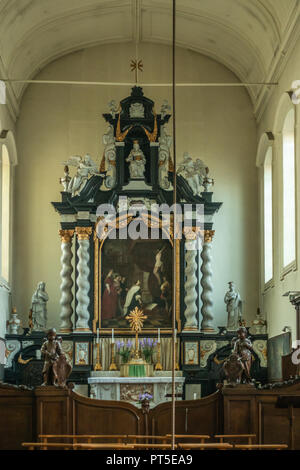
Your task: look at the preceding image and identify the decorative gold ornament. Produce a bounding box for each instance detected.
[126,307,147,360]
[203,230,215,243]
[130,59,143,83]
[116,112,132,142]
[183,226,202,240]
[59,229,74,243]
[75,226,92,241]
[142,112,158,142]
[18,354,33,365]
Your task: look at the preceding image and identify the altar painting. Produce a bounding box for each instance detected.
[100,238,172,329]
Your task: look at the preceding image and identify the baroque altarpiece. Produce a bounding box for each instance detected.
[4,87,268,401]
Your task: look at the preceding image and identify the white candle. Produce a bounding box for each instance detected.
[96,328,99,344]
[112,328,114,343]
[158,328,160,343]
[193,392,197,400]
[174,328,177,342]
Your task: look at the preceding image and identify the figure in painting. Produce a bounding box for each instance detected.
[126,141,146,179]
[153,246,166,285]
[231,327,253,383]
[160,276,171,317]
[123,280,143,316]
[224,281,242,331]
[102,270,119,320]
[31,282,49,331]
[41,328,72,387]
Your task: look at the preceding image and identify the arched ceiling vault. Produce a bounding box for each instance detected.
[0,0,299,122]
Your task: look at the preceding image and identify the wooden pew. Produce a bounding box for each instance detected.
[38,434,127,444]
[235,444,288,450]
[166,434,210,444]
[23,442,132,450]
[127,435,171,444]
[214,434,256,445]
[177,443,232,450]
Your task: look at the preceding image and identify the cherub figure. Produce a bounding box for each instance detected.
[63,154,99,196]
[232,327,253,383]
[41,328,72,387]
[108,100,119,119]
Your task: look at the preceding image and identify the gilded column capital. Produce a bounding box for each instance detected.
[75,226,93,241]
[59,229,74,243]
[203,230,215,243]
[183,226,202,240]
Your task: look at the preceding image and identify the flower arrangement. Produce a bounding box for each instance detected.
[139,337,157,363]
[138,392,153,403]
[116,339,133,363]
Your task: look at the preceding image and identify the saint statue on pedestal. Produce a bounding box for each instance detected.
[224,281,242,331]
[126,141,146,179]
[31,282,49,331]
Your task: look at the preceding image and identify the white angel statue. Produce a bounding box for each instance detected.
[63,154,99,196]
[177,152,202,195]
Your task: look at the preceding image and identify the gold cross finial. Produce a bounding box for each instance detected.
[130,59,143,84]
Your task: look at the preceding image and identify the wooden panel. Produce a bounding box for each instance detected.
[71,393,142,438]
[35,386,71,437]
[259,402,289,445]
[0,385,34,450]
[150,392,222,436]
[225,399,253,434]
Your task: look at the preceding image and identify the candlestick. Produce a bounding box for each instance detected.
[154,341,163,371]
[109,341,117,371]
[175,335,180,371]
[94,341,102,371]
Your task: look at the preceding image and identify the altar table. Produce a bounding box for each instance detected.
[88,371,185,407]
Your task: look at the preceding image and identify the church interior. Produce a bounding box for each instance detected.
[1,0,300,452]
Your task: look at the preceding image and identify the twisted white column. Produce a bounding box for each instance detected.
[59,230,74,333]
[200,230,215,332]
[75,227,92,332]
[183,238,198,331]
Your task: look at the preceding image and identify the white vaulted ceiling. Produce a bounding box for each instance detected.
[0,0,299,120]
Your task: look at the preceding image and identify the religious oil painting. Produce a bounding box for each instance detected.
[100,238,172,329]
[74,342,90,366]
[184,342,199,366]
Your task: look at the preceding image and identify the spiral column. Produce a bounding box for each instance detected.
[183,235,199,331]
[75,226,92,332]
[200,230,215,332]
[59,229,74,333]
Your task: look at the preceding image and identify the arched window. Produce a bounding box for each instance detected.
[264,147,273,283]
[282,108,296,268]
[1,144,10,281]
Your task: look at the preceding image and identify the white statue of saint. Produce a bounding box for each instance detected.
[126,141,146,179]
[224,282,242,331]
[108,100,118,119]
[31,282,49,331]
[177,152,202,195]
[102,125,117,189]
[63,154,99,196]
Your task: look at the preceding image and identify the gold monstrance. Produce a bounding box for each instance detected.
[126,307,147,361]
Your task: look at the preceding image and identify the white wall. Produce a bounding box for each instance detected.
[0,103,16,338]
[257,37,300,341]
[14,42,258,331]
